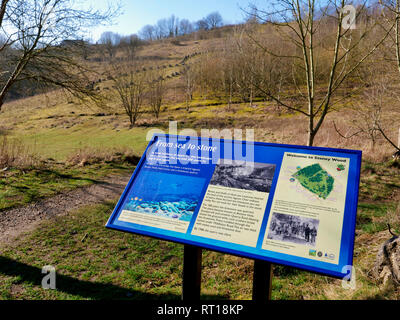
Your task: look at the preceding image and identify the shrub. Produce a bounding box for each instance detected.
[0,136,39,169]
[66,147,139,167]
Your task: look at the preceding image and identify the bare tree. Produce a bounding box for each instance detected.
[246,1,393,146]
[221,47,236,110]
[380,1,400,76]
[195,19,209,31]
[205,11,223,29]
[99,31,121,59]
[0,0,120,111]
[139,24,156,41]
[166,15,178,37]
[179,19,194,35]
[148,69,165,119]
[156,18,169,39]
[334,73,400,152]
[182,65,196,111]
[119,34,142,60]
[110,60,147,127]
[367,1,400,152]
[334,87,383,150]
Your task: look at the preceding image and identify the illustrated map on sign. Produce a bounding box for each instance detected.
[292,163,334,199]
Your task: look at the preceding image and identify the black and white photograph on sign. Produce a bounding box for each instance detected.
[267,212,319,247]
[209,160,276,193]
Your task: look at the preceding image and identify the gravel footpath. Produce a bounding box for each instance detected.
[0,174,131,244]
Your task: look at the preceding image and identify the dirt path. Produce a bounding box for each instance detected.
[0,173,131,244]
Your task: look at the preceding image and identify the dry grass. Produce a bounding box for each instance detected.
[0,136,40,169]
[66,146,140,167]
[386,202,400,234]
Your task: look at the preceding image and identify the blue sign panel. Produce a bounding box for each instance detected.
[106,134,362,279]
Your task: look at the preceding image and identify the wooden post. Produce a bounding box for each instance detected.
[182,245,202,301]
[252,260,273,301]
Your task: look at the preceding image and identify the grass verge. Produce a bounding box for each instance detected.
[0,162,133,212]
[1,198,399,300]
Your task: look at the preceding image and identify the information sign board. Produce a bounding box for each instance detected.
[106,134,361,278]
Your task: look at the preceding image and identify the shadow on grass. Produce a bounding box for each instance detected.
[34,169,102,184]
[0,256,176,300]
[0,256,225,300]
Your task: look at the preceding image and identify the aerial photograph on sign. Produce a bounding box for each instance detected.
[209,160,276,193]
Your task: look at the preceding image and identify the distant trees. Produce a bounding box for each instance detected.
[99,31,121,58]
[119,34,142,59]
[139,25,156,41]
[179,19,194,35]
[205,12,223,29]
[98,31,142,61]
[156,18,169,39]
[166,15,179,37]
[196,12,224,31]
[190,34,280,106]
[138,11,224,41]
[0,0,120,111]
[195,19,209,31]
[99,32,122,47]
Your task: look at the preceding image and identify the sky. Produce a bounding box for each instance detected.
[87,0,265,42]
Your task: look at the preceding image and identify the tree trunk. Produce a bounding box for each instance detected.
[307,129,317,147]
[250,86,253,107]
[307,111,315,146]
[307,132,315,147]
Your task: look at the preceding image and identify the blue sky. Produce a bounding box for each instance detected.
[87,0,264,41]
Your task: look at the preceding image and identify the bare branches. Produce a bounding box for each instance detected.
[182,64,196,111]
[0,0,9,30]
[334,72,400,151]
[148,68,165,119]
[0,0,121,110]
[242,0,390,146]
[332,120,363,139]
[108,57,148,127]
[377,122,400,151]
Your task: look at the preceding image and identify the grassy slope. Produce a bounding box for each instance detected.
[0,201,317,300]
[1,38,400,300]
[0,162,132,211]
[1,179,399,300]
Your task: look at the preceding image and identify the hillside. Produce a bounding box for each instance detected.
[1,29,400,300]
